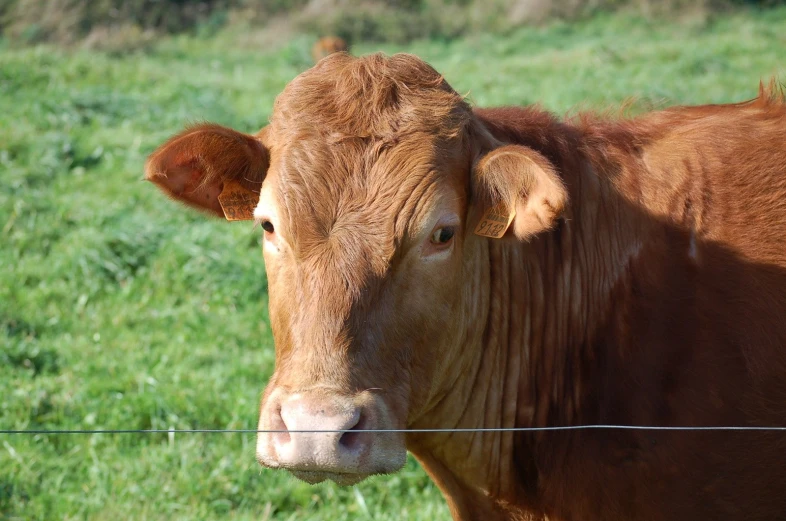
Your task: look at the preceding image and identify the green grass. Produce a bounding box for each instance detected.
[2,8,786,520]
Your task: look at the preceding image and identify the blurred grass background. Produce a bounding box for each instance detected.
[1,0,784,50]
[2,0,786,520]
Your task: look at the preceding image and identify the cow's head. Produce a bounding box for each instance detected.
[145,53,566,485]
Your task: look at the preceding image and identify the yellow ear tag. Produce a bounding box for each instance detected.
[474,201,516,238]
[217,180,258,221]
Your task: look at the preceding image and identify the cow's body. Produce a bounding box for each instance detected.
[145,53,786,520]
[414,102,786,520]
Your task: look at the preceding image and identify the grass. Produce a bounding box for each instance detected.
[2,7,786,520]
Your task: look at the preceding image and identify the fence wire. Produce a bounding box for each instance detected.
[4,425,786,435]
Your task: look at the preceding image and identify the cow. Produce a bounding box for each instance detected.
[144,52,786,520]
[311,36,349,63]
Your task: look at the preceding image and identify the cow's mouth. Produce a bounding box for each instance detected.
[289,469,371,486]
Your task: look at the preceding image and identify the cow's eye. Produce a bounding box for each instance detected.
[430,227,455,245]
[261,220,275,234]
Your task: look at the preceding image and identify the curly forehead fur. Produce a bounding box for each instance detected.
[270,52,472,142]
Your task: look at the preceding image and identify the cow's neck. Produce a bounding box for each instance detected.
[408,109,648,519]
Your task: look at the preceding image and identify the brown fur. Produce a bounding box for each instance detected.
[144,123,268,217]
[145,53,786,520]
[311,36,349,63]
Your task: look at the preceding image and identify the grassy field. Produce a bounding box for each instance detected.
[2,8,786,520]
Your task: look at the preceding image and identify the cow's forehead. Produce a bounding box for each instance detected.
[267,133,461,259]
[269,52,472,143]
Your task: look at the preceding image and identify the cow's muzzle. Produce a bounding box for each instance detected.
[255,387,407,484]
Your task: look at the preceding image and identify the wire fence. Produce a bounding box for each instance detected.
[4,425,786,435]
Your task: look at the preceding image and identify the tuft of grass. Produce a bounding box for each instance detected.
[1,8,786,520]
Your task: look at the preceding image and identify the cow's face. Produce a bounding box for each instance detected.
[145,53,566,486]
[253,146,469,484]
[252,54,476,484]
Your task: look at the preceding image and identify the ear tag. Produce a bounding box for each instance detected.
[474,201,516,239]
[218,180,258,221]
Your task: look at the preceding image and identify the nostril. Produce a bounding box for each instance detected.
[271,403,290,446]
[338,411,365,451]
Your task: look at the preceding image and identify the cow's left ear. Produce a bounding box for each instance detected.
[472,144,568,241]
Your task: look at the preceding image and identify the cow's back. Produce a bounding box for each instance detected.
[639,96,786,264]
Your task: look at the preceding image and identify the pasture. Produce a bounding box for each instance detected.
[2,7,786,520]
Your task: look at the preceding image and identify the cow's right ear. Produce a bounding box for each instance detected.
[144,124,270,219]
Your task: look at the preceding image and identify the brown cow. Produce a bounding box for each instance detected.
[311,36,349,63]
[144,53,786,520]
